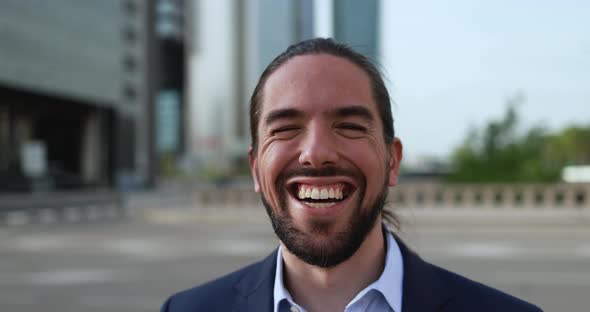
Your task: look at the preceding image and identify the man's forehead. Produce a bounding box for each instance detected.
[265,54,370,88]
[260,54,376,118]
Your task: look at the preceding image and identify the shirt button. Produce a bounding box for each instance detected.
[290,305,300,312]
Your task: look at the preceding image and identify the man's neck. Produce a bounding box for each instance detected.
[281,221,386,312]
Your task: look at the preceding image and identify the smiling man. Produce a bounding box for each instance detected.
[161,38,542,312]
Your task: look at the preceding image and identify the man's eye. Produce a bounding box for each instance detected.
[271,126,300,136]
[338,123,367,132]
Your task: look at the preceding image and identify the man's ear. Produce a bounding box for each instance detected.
[248,146,261,192]
[387,138,403,187]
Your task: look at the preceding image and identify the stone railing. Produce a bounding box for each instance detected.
[0,190,125,225]
[4,183,588,226]
[389,182,590,209]
[190,182,590,210]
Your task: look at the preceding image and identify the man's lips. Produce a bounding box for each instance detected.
[286,177,357,209]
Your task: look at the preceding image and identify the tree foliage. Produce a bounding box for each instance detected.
[448,100,590,183]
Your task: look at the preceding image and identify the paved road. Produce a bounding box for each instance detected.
[0,212,589,312]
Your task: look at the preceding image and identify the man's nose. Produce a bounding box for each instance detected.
[298,127,339,167]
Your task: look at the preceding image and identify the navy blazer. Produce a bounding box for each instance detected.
[161,236,543,312]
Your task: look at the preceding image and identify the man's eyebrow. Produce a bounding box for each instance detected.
[263,108,304,126]
[330,105,375,122]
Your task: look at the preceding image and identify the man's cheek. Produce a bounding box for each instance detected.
[260,176,280,206]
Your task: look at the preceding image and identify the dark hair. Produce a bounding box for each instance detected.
[249,38,395,151]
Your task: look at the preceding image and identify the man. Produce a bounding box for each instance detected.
[161,38,542,312]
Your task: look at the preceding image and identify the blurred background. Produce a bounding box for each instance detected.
[0,0,588,311]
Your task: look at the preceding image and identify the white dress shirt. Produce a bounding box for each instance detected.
[273,228,404,312]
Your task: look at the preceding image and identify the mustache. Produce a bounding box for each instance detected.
[284,167,358,178]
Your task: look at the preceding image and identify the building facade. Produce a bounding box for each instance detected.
[0,0,160,194]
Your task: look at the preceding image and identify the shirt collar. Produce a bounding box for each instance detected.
[273,226,404,312]
[273,244,296,312]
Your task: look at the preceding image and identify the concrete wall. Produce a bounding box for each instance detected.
[0,0,153,190]
[390,183,590,210]
[0,0,129,107]
[189,182,590,211]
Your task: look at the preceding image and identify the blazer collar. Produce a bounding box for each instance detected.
[395,234,455,312]
[232,249,277,312]
[232,233,454,312]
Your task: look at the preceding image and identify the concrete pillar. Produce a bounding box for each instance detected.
[503,187,514,208]
[81,111,102,183]
[564,187,575,208]
[0,105,10,170]
[14,115,33,148]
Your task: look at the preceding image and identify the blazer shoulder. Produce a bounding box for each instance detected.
[160,261,262,312]
[433,265,543,312]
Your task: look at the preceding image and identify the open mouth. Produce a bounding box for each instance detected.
[288,182,355,208]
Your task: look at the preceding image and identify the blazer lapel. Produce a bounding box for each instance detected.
[232,249,277,312]
[230,236,454,312]
[395,235,454,312]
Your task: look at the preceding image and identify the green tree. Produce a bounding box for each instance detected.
[447,96,564,182]
[543,126,590,168]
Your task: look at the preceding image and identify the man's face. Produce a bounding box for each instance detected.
[249,54,402,267]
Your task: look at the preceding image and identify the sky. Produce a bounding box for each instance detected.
[380,0,590,164]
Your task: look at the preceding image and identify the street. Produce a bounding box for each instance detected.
[0,208,589,312]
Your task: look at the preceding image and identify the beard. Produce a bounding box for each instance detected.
[260,166,389,268]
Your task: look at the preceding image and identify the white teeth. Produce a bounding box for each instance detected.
[296,185,346,200]
[311,188,320,199]
[320,188,329,199]
[307,202,336,209]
